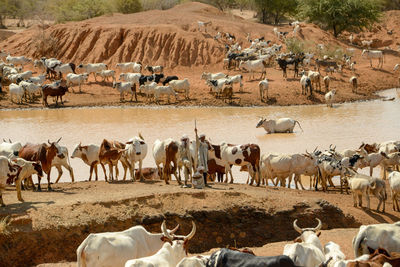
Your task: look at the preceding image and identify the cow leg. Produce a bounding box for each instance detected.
[108,164,114,181]
[37,175,42,192]
[16,176,24,202]
[54,165,63,183]
[47,171,53,191]
[100,163,108,182]
[114,163,119,181]
[0,193,4,207]
[66,163,75,183]
[139,160,145,182]
[163,164,169,184]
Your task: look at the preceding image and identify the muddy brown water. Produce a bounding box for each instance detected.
[0,89,399,185]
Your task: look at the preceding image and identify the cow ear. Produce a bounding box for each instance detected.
[126,141,133,145]
[293,237,301,243]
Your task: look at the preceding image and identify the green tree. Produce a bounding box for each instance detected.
[298,0,383,37]
[254,0,298,24]
[115,0,142,14]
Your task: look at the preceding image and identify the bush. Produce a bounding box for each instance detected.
[298,0,383,37]
[254,0,298,24]
[49,0,113,22]
[116,0,142,13]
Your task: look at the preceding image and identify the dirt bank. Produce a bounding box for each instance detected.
[0,2,400,109]
[0,181,399,266]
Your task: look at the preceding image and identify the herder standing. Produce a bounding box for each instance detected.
[195,127,211,187]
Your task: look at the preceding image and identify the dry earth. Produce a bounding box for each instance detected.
[0,180,399,266]
[0,2,400,109]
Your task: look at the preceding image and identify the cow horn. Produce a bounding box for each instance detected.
[2,139,5,142]
[305,149,310,155]
[314,218,322,231]
[329,144,332,149]
[170,224,180,234]
[48,139,51,144]
[313,146,318,153]
[138,132,144,141]
[184,221,196,241]
[333,145,336,150]
[161,221,174,241]
[293,219,302,233]
[8,139,12,143]
[57,137,62,143]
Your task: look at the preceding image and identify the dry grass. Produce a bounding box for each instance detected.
[0,216,11,236]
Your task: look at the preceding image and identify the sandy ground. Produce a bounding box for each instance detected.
[1,3,400,109]
[0,180,398,266]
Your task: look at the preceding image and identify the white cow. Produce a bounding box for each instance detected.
[284,219,325,267]
[154,85,177,104]
[140,82,157,102]
[352,222,400,257]
[54,63,75,78]
[227,74,243,92]
[362,49,384,68]
[125,222,196,267]
[256,117,303,134]
[177,255,209,267]
[113,81,136,102]
[126,136,148,181]
[325,89,336,108]
[239,59,267,80]
[116,62,142,73]
[388,171,400,211]
[258,79,269,102]
[169,79,190,100]
[6,55,31,68]
[19,81,41,102]
[71,143,106,181]
[9,83,25,104]
[77,63,107,81]
[28,74,46,85]
[96,69,116,82]
[324,241,346,267]
[0,141,22,158]
[200,72,226,81]
[77,221,182,267]
[66,73,89,93]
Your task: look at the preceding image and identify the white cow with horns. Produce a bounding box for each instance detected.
[284,218,325,267]
[77,221,184,267]
[125,221,196,267]
[256,117,303,134]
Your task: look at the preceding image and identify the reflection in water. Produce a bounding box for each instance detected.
[1,90,399,184]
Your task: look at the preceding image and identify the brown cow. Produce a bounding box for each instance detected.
[163,141,180,185]
[111,141,131,180]
[98,139,126,182]
[359,142,379,154]
[18,139,64,191]
[42,84,68,107]
[347,247,400,267]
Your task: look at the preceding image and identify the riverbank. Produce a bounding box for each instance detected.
[0,181,399,266]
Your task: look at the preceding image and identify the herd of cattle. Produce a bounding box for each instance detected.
[0,117,400,212]
[1,22,399,107]
[73,217,400,267]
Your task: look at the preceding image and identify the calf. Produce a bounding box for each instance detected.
[153,139,181,184]
[112,81,137,102]
[96,69,116,82]
[11,158,43,202]
[98,139,127,182]
[66,73,88,93]
[42,84,68,107]
[71,143,107,181]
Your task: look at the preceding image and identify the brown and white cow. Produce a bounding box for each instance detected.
[18,139,64,191]
[153,139,181,184]
[71,143,107,181]
[0,156,21,206]
[98,139,127,182]
[209,143,261,185]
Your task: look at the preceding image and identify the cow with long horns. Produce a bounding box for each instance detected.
[283,218,325,267]
[125,221,196,267]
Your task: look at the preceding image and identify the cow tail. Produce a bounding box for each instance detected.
[353,227,366,257]
[295,120,304,132]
